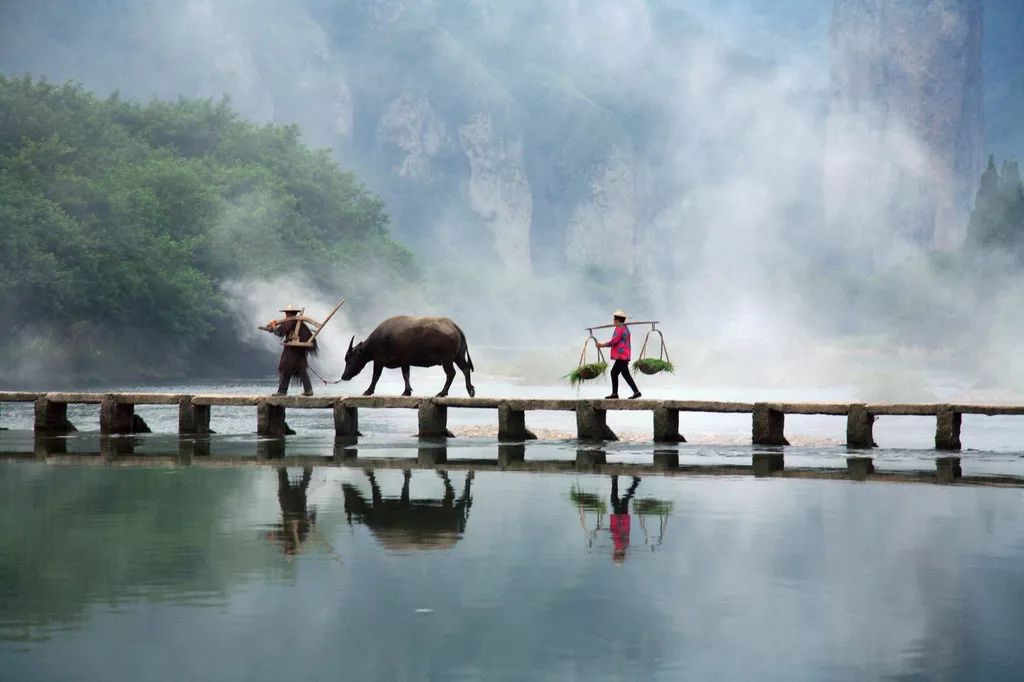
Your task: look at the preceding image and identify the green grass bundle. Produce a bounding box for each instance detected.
[568,486,607,513]
[566,361,608,386]
[632,498,675,515]
[632,358,675,375]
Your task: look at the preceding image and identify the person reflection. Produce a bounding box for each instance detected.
[266,467,317,555]
[341,469,474,551]
[610,475,641,564]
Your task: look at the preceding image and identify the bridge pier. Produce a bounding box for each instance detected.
[752,404,789,446]
[418,403,453,438]
[257,400,287,438]
[575,448,606,470]
[653,449,680,468]
[576,404,618,441]
[100,435,135,460]
[935,408,962,451]
[752,451,785,476]
[936,456,962,484]
[100,396,134,435]
[846,456,874,481]
[653,408,685,443]
[333,403,360,439]
[333,437,357,461]
[846,404,875,449]
[34,434,67,457]
[33,397,76,435]
[418,444,448,465]
[498,404,537,442]
[256,439,286,458]
[498,444,526,466]
[178,397,211,435]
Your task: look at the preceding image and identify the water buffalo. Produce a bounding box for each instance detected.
[341,316,475,397]
[341,469,474,551]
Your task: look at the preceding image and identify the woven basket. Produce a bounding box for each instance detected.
[635,328,673,375]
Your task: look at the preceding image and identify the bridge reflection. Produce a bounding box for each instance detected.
[4,433,1018,489]
[342,469,474,551]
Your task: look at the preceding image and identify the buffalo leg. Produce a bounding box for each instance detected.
[438,471,455,508]
[456,356,475,397]
[401,366,413,397]
[366,470,382,506]
[363,362,383,396]
[437,362,456,397]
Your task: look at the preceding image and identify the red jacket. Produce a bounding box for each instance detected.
[608,325,631,361]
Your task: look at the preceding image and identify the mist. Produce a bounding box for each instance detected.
[2,0,1021,400]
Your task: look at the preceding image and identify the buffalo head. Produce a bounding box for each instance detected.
[342,336,370,381]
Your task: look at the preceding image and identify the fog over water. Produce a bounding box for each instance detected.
[1,1,1023,399]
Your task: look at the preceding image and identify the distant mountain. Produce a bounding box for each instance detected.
[0,0,770,277]
[827,0,985,259]
[1,0,1020,275]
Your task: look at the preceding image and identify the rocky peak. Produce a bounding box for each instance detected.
[826,0,984,260]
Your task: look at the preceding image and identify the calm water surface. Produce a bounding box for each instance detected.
[2,460,1024,681]
[4,379,1024,679]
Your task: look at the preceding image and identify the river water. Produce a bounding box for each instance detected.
[2,376,1024,679]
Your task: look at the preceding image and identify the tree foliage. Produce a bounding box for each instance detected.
[0,75,413,379]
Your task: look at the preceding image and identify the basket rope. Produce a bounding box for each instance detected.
[637,325,670,363]
[578,332,606,369]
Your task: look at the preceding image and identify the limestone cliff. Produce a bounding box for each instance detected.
[457,112,533,272]
[377,92,447,183]
[826,0,984,259]
[564,149,643,275]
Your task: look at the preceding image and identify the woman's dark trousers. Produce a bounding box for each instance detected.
[610,359,639,396]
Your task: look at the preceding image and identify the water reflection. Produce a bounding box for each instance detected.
[3,462,1024,679]
[341,469,474,551]
[265,468,317,556]
[569,476,674,563]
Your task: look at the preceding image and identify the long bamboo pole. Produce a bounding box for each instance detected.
[586,320,659,331]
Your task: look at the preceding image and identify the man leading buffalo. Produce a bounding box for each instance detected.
[264,304,318,396]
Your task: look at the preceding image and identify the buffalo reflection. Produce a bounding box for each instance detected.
[342,469,474,551]
[570,476,674,562]
[266,467,317,555]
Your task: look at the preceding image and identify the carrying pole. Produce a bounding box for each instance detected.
[585,320,659,332]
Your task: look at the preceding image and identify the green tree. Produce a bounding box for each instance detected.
[0,75,414,380]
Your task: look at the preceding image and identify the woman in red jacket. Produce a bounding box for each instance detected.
[597,309,641,400]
